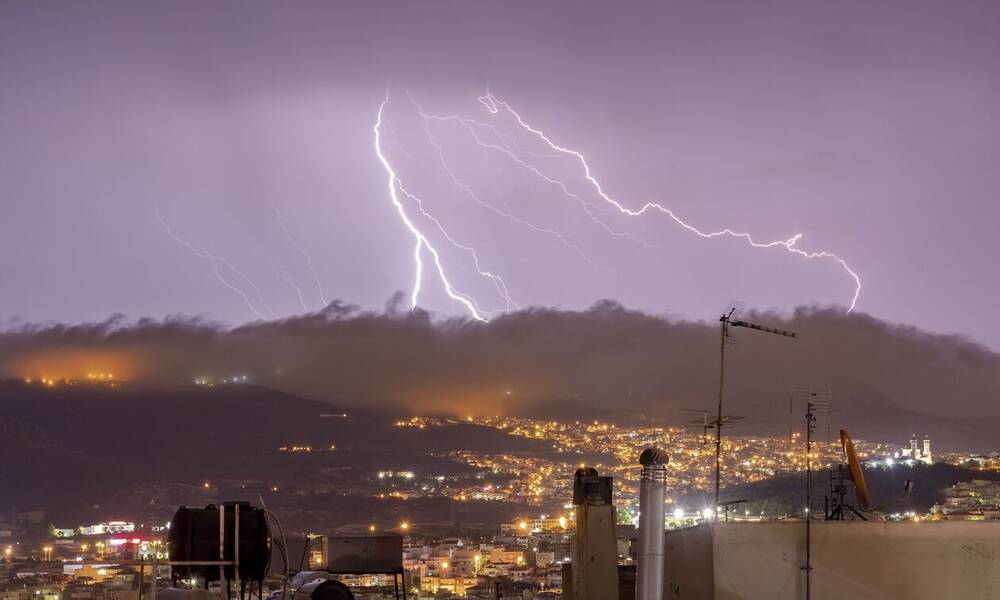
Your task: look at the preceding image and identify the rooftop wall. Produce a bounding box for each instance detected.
[665,521,1000,600]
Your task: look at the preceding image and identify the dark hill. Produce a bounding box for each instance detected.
[0,380,551,514]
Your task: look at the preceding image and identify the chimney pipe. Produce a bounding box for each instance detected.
[637,447,668,600]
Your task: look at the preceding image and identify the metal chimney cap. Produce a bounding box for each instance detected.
[639,447,668,466]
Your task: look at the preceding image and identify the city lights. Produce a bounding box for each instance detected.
[387,414,893,514]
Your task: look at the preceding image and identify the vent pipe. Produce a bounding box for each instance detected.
[637,447,668,600]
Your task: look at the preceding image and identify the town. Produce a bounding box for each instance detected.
[4,412,997,599]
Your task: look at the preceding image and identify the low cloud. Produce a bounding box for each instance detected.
[2,301,998,447]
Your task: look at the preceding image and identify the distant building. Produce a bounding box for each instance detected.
[896,435,932,465]
[932,479,1000,519]
[78,522,135,536]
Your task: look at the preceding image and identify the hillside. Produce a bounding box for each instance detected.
[0,380,550,516]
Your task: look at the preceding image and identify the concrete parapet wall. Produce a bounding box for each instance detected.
[665,521,1000,600]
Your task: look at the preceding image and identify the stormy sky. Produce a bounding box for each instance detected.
[1,1,998,345]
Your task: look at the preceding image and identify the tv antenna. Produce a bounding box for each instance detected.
[796,389,831,600]
[680,408,745,445]
[713,303,797,516]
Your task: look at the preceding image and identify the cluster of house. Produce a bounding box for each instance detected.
[931,479,1000,520]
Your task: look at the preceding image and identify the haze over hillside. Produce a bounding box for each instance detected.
[2,303,998,449]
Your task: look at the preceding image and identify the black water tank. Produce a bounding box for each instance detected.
[168,501,271,581]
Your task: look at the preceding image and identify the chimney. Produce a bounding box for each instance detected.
[637,447,668,600]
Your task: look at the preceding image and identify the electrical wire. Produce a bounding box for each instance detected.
[257,496,291,600]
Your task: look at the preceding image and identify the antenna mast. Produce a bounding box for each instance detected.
[791,388,831,600]
[714,305,797,517]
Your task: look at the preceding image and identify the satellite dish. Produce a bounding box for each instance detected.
[840,429,870,511]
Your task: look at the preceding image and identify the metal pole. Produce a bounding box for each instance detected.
[234,504,241,598]
[789,395,794,444]
[138,558,145,600]
[714,316,727,517]
[150,552,158,600]
[219,506,226,600]
[804,401,815,600]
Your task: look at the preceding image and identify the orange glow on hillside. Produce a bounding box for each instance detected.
[14,349,137,385]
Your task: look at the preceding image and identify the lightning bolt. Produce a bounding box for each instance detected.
[418,109,654,248]
[374,95,491,322]
[477,93,863,312]
[272,204,329,308]
[267,256,310,313]
[156,211,277,321]
[408,94,612,272]
[381,101,517,313]
[396,181,519,313]
[376,91,862,321]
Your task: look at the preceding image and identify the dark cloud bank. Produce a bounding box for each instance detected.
[2,300,999,451]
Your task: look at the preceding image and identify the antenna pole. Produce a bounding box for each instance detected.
[713,308,796,520]
[804,398,817,600]
[789,395,793,444]
[714,311,731,517]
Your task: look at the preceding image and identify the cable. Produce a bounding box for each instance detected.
[257,496,290,600]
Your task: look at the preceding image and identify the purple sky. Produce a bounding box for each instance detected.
[2,1,998,345]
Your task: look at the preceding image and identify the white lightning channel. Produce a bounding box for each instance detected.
[268,256,310,313]
[396,181,518,313]
[272,204,329,308]
[383,99,518,312]
[477,93,863,311]
[420,110,655,248]
[408,95,611,272]
[155,211,276,321]
[374,95,489,322]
